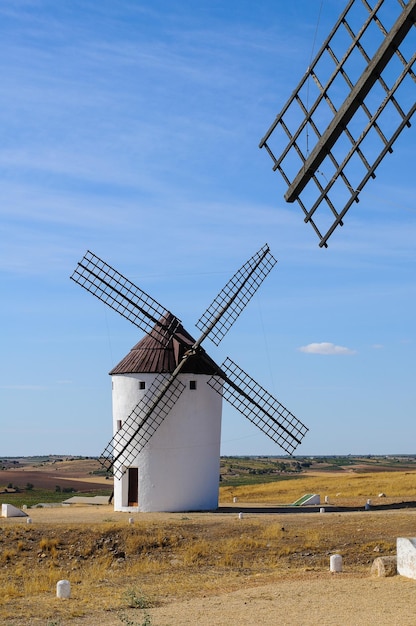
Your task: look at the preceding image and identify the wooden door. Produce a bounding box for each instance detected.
[128,468,138,506]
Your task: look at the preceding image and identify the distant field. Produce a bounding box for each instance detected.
[219,454,416,487]
[0,457,112,507]
[219,455,416,507]
[1,454,416,508]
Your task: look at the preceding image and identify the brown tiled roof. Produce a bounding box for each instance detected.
[109,313,221,375]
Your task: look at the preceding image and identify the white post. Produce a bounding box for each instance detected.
[56,580,71,599]
[330,554,343,572]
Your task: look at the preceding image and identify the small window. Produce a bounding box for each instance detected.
[116,420,122,431]
[139,381,146,390]
[190,380,197,390]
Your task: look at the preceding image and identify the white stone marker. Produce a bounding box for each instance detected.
[330,554,343,572]
[238,512,244,519]
[56,580,71,599]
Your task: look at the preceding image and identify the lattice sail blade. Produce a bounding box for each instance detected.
[100,373,185,479]
[71,250,181,344]
[196,244,277,346]
[260,0,416,247]
[208,357,308,455]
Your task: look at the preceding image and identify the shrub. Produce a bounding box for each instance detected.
[1,549,16,563]
[123,588,153,609]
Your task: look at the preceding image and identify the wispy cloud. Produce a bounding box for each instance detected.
[298,342,356,355]
[1,384,47,391]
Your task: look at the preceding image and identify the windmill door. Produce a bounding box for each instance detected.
[127,468,138,507]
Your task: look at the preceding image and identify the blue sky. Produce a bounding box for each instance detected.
[1,0,415,457]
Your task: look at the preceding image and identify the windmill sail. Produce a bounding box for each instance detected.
[259,0,416,247]
[196,244,277,346]
[208,357,308,455]
[71,244,306,479]
[96,246,282,474]
[70,250,181,344]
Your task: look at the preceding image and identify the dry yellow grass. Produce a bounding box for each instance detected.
[1,471,416,625]
[220,470,416,504]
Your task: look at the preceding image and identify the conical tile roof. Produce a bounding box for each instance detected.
[109,313,221,375]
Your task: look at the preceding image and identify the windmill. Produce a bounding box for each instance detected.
[71,244,308,512]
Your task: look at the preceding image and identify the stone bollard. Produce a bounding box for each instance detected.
[320,507,325,513]
[330,554,343,572]
[238,512,244,520]
[324,496,329,504]
[128,517,134,524]
[233,497,238,503]
[365,499,371,511]
[26,518,32,524]
[56,580,71,599]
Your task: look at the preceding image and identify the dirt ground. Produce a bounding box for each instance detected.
[10,575,413,626]
[2,505,416,625]
[139,576,416,626]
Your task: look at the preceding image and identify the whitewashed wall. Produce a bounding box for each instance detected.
[111,372,222,512]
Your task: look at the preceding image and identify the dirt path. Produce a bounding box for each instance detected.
[39,575,416,626]
[147,576,416,626]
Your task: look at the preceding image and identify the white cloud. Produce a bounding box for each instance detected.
[298,342,356,355]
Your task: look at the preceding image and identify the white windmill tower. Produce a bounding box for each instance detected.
[71,245,308,512]
[109,314,223,512]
